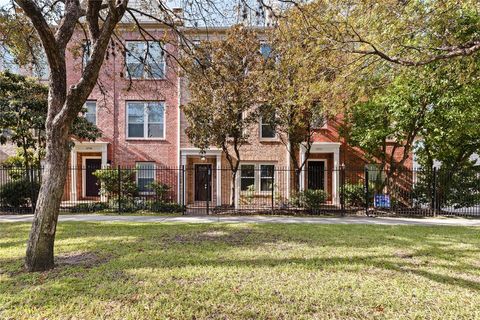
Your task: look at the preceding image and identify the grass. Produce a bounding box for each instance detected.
[1,222,480,319]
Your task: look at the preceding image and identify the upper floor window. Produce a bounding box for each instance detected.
[84,101,97,125]
[125,41,165,79]
[311,112,327,129]
[127,101,165,139]
[260,113,276,139]
[260,42,272,59]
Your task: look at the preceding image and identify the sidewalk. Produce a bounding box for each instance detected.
[1,214,480,226]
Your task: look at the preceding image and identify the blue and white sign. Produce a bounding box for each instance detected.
[374,194,391,208]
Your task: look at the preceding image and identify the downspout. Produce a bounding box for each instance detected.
[177,32,182,204]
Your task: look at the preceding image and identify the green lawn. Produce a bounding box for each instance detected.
[1,223,480,319]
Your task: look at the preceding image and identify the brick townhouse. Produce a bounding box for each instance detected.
[1,18,413,209]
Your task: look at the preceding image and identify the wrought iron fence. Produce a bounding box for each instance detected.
[0,165,479,216]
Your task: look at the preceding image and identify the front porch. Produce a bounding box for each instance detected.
[300,142,341,205]
[63,140,109,202]
[180,148,223,208]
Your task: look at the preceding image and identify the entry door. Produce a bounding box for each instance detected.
[195,164,212,201]
[85,158,101,197]
[307,161,325,190]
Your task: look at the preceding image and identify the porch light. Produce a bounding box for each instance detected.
[200,155,206,161]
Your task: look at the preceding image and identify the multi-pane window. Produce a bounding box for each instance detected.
[260,114,276,139]
[240,165,255,191]
[127,101,165,139]
[240,164,275,192]
[136,162,155,193]
[125,41,165,79]
[311,114,327,129]
[84,101,97,125]
[260,43,272,59]
[260,164,274,191]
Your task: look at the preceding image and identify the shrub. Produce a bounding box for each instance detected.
[343,182,375,208]
[149,201,184,213]
[291,189,328,210]
[93,168,138,199]
[69,202,109,213]
[0,179,40,207]
[148,181,172,201]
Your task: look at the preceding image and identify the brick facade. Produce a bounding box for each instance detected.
[59,26,414,205]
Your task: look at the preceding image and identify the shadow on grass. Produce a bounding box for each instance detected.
[1,221,480,306]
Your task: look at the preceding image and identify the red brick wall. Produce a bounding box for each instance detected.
[66,28,180,168]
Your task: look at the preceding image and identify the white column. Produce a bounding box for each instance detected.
[179,154,187,203]
[234,167,239,209]
[70,149,77,201]
[299,145,306,191]
[100,145,108,202]
[216,154,221,206]
[286,141,290,199]
[101,145,107,168]
[333,148,340,204]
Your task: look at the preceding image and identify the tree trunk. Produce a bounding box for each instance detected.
[293,169,301,193]
[25,126,69,272]
[230,170,237,207]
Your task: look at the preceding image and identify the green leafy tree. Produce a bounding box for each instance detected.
[261,20,340,192]
[0,71,101,170]
[286,0,480,67]
[182,25,264,206]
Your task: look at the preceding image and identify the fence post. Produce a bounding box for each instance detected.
[117,165,121,214]
[364,167,369,216]
[340,164,345,216]
[432,166,437,217]
[271,166,275,214]
[182,165,186,215]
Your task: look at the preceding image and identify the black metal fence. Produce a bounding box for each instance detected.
[0,165,479,216]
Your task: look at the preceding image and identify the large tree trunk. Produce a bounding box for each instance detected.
[25,126,69,272]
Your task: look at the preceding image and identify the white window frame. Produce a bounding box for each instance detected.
[311,114,328,129]
[259,164,275,192]
[240,164,255,192]
[136,162,156,194]
[84,101,97,125]
[240,163,276,194]
[125,40,166,80]
[126,101,166,140]
[259,115,277,140]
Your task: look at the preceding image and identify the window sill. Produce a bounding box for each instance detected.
[126,138,166,141]
[259,137,279,142]
[138,192,155,196]
[124,77,167,81]
[240,191,274,196]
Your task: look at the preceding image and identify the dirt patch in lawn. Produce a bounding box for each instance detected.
[55,251,110,268]
[171,228,261,245]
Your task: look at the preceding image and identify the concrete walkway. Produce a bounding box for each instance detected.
[1,214,480,226]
